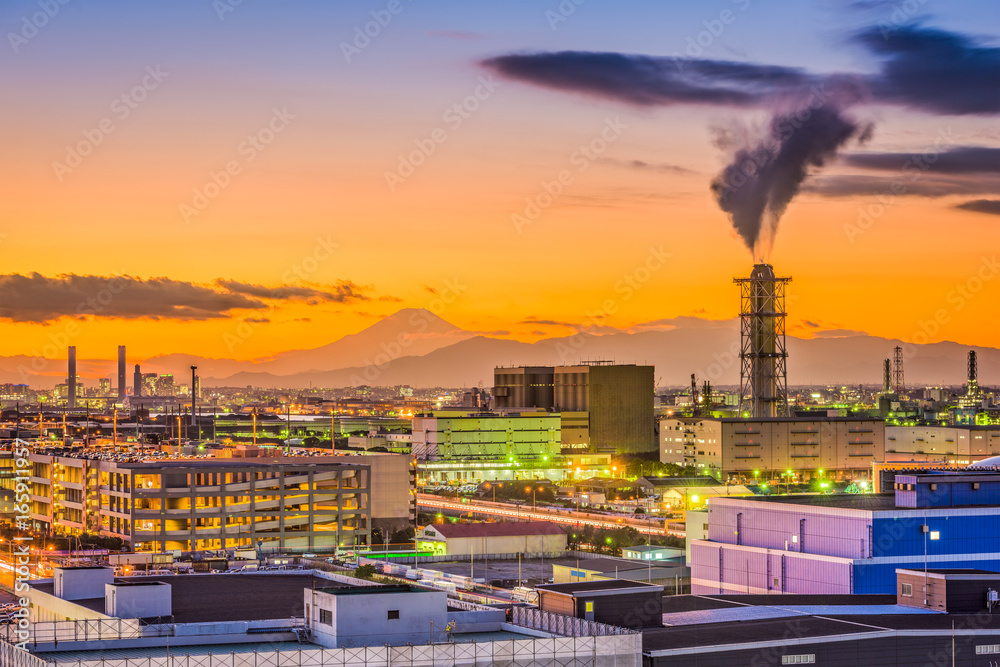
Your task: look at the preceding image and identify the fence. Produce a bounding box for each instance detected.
[511,606,638,638]
[2,619,173,645]
[2,635,642,667]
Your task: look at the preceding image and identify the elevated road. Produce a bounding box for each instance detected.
[416,493,684,537]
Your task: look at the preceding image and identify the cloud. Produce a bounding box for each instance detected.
[481,51,829,108]
[803,320,821,328]
[521,317,577,327]
[843,146,1000,174]
[600,158,695,174]
[244,317,270,324]
[0,273,265,323]
[804,173,1000,197]
[630,316,738,332]
[216,279,370,303]
[852,25,1000,115]
[813,328,870,338]
[955,199,1000,216]
[482,26,999,116]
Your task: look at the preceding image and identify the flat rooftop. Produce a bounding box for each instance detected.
[539,579,661,594]
[567,557,686,574]
[33,573,346,623]
[721,493,1000,511]
[643,594,1000,653]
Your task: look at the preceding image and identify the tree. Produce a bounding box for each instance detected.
[353,564,378,580]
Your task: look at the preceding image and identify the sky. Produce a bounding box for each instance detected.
[0,0,998,372]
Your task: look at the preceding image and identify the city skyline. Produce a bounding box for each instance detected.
[1,0,998,364]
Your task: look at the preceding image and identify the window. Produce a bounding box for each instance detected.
[781,655,815,664]
[774,577,780,588]
[387,610,400,620]
[930,531,940,540]
[318,609,332,625]
[901,583,913,597]
[584,601,594,613]
[976,645,1000,654]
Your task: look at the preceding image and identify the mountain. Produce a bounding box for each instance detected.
[0,309,996,389]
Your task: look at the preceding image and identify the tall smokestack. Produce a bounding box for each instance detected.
[735,263,791,418]
[968,350,979,397]
[117,346,126,401]
[68,346,77,409]
[883,358,892,394]
[134,364,142,397]
[191,365,198,440]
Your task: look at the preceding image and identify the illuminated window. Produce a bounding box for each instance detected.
[930,531,940,540]
[585,601,594,613]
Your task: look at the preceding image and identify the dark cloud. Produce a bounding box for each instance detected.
[244,317,270,324]
[600,158,695,174]
[217,279,370,303]
[521,317,576,327]
[0,274,264,323]
[955,199,1000,216]
[805,173,1000,197]
[482,26,999,116]
[843,146,1000,174]
[422,285,439,295]
[852,25,1000,115]
[481,51,829,108]
[804,320,821,328]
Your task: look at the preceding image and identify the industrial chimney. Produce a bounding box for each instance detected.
[734,263,791,418]
[968,350,980,397]
[117,346,126,401]
[892,346,905,397]
[883,358,892,394]
[133,364,142,397]
[68,346,77,409]
[191,365,198,440]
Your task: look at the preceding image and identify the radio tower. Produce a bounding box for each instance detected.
[892,346,905,397]
[735,263,791,418]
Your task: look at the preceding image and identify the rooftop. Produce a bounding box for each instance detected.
[643,594,1000,654]
[538,579,662,595]
[33,573,345,623]
[427,521,565,539]
[638,476,721,488]
[565,557,687,575]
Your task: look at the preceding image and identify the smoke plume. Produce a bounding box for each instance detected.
[711,103,873,260]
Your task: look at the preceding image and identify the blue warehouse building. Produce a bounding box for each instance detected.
[691,464,1000,595]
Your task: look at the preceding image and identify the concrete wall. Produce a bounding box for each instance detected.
[308,588,448,649]
[54,567,115,601]
[105,582,171,618]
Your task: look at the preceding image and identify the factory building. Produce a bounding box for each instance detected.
[494,362,655,454]
[411,410,561,461]
[417,520,567,556]
[885,424,1000,464]
[18,453,414,551]
[690,469,1000,595]
[660,416,885,480]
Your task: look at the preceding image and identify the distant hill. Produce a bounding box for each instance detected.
[0,309,995,389]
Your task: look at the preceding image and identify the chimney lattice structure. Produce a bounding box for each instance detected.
[735,263,791,418]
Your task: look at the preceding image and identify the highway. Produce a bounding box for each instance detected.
[416,494,684,536]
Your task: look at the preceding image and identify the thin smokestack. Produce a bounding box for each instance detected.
[711,103,872,260]
[191,365,198,440]
[134,364,142,397]
[117,346,126,400]
[68,346,77,409]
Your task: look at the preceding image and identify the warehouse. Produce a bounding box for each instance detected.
[417,521,566,556]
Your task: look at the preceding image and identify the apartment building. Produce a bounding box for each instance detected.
[20,454,404,552]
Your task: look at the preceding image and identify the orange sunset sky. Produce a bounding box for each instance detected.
[0,0,997,368]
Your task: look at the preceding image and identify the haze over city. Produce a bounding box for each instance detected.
[1,0,998,383]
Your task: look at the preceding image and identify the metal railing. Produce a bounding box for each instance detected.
[510,606,638,637]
